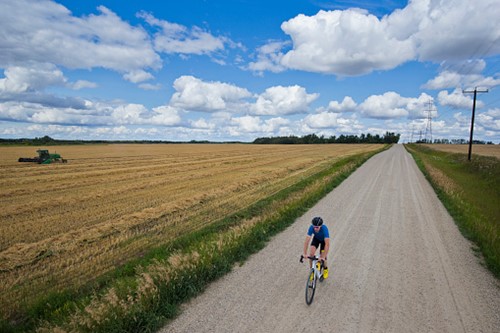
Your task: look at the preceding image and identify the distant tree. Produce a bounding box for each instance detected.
[383,132,400,144]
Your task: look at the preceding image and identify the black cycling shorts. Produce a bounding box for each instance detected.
[310,237,326,252]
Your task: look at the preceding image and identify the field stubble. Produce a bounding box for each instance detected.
[423,144,500,159]
[0,144,381,318]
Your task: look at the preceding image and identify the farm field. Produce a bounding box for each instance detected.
[0,143,382,319]
[423,144,500,159]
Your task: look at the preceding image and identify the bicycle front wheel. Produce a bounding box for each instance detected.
[305,269,316,305]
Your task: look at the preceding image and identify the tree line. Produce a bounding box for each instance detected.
[0,136,238,145]
[1,133,401,146]
[253,132,401,144]
[415,138,495,145]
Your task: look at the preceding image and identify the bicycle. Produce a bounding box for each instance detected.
[299,255,324,305]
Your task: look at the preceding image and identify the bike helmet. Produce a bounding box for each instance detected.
[312,216,323,226]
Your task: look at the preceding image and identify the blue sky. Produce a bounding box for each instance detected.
[1,0,499,142]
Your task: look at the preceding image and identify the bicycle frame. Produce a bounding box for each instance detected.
[312,257,323,279]
[300,255,323,277]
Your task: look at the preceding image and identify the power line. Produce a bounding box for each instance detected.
[438,38,499,86]
[481,54,500,79]
[459,39,497,77]
[482,95,500,109]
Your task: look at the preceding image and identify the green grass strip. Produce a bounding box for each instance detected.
[1,146,387,333]
[405,144,499,279]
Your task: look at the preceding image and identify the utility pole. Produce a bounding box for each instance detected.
[463,87,488,161]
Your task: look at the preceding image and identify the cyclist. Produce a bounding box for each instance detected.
[302,216,330,279]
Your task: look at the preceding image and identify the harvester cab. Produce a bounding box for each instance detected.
[37,149,51,162]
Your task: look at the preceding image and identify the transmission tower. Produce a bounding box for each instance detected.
[424,100,434,143]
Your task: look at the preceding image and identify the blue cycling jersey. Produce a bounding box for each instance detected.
[307,224,330,241]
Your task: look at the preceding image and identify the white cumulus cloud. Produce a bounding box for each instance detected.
[0,1,161,72]
[423,71,463,90]
[0,63,66,93]
[251,85,319,116]
[231,115,263,133]
[360,92,409,119]
[139,11,229,56]
[170,75,252,112]
[71,80,97,90]
[230,115,291,134]
[359,92,434,119]
[280,9,415,75]
[150,105,182,126]
[438,88,480,109]
[253,0,500,76]
[317,96,358,113]
[477,108,500,132]
[408,0,500,62]
[247,41,289,74]
[423,60,500,90]
[304,112,339,129]
[123,70,155,83]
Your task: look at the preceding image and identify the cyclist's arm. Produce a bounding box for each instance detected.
[303,235,311,257]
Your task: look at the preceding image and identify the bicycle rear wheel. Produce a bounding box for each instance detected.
[305,269,316,305]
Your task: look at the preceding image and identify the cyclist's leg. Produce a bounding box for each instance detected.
[319,241,330,279]
[319,241,327,268]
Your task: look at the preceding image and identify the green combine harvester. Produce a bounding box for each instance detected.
[18,149,67,164]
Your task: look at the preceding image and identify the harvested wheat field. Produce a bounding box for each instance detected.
[424,144,500,159]
[0,143,381,318]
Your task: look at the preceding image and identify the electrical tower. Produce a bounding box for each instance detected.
[424,100,434,143]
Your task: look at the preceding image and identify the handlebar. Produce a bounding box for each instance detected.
[299,255,321,263]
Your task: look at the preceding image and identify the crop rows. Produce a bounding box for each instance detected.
[0,144,381,318]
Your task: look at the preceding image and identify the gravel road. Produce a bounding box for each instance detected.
[160,145,500,333]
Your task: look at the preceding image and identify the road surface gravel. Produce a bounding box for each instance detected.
[160,145,499,333]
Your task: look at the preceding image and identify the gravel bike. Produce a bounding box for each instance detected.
[300,255,324,305]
